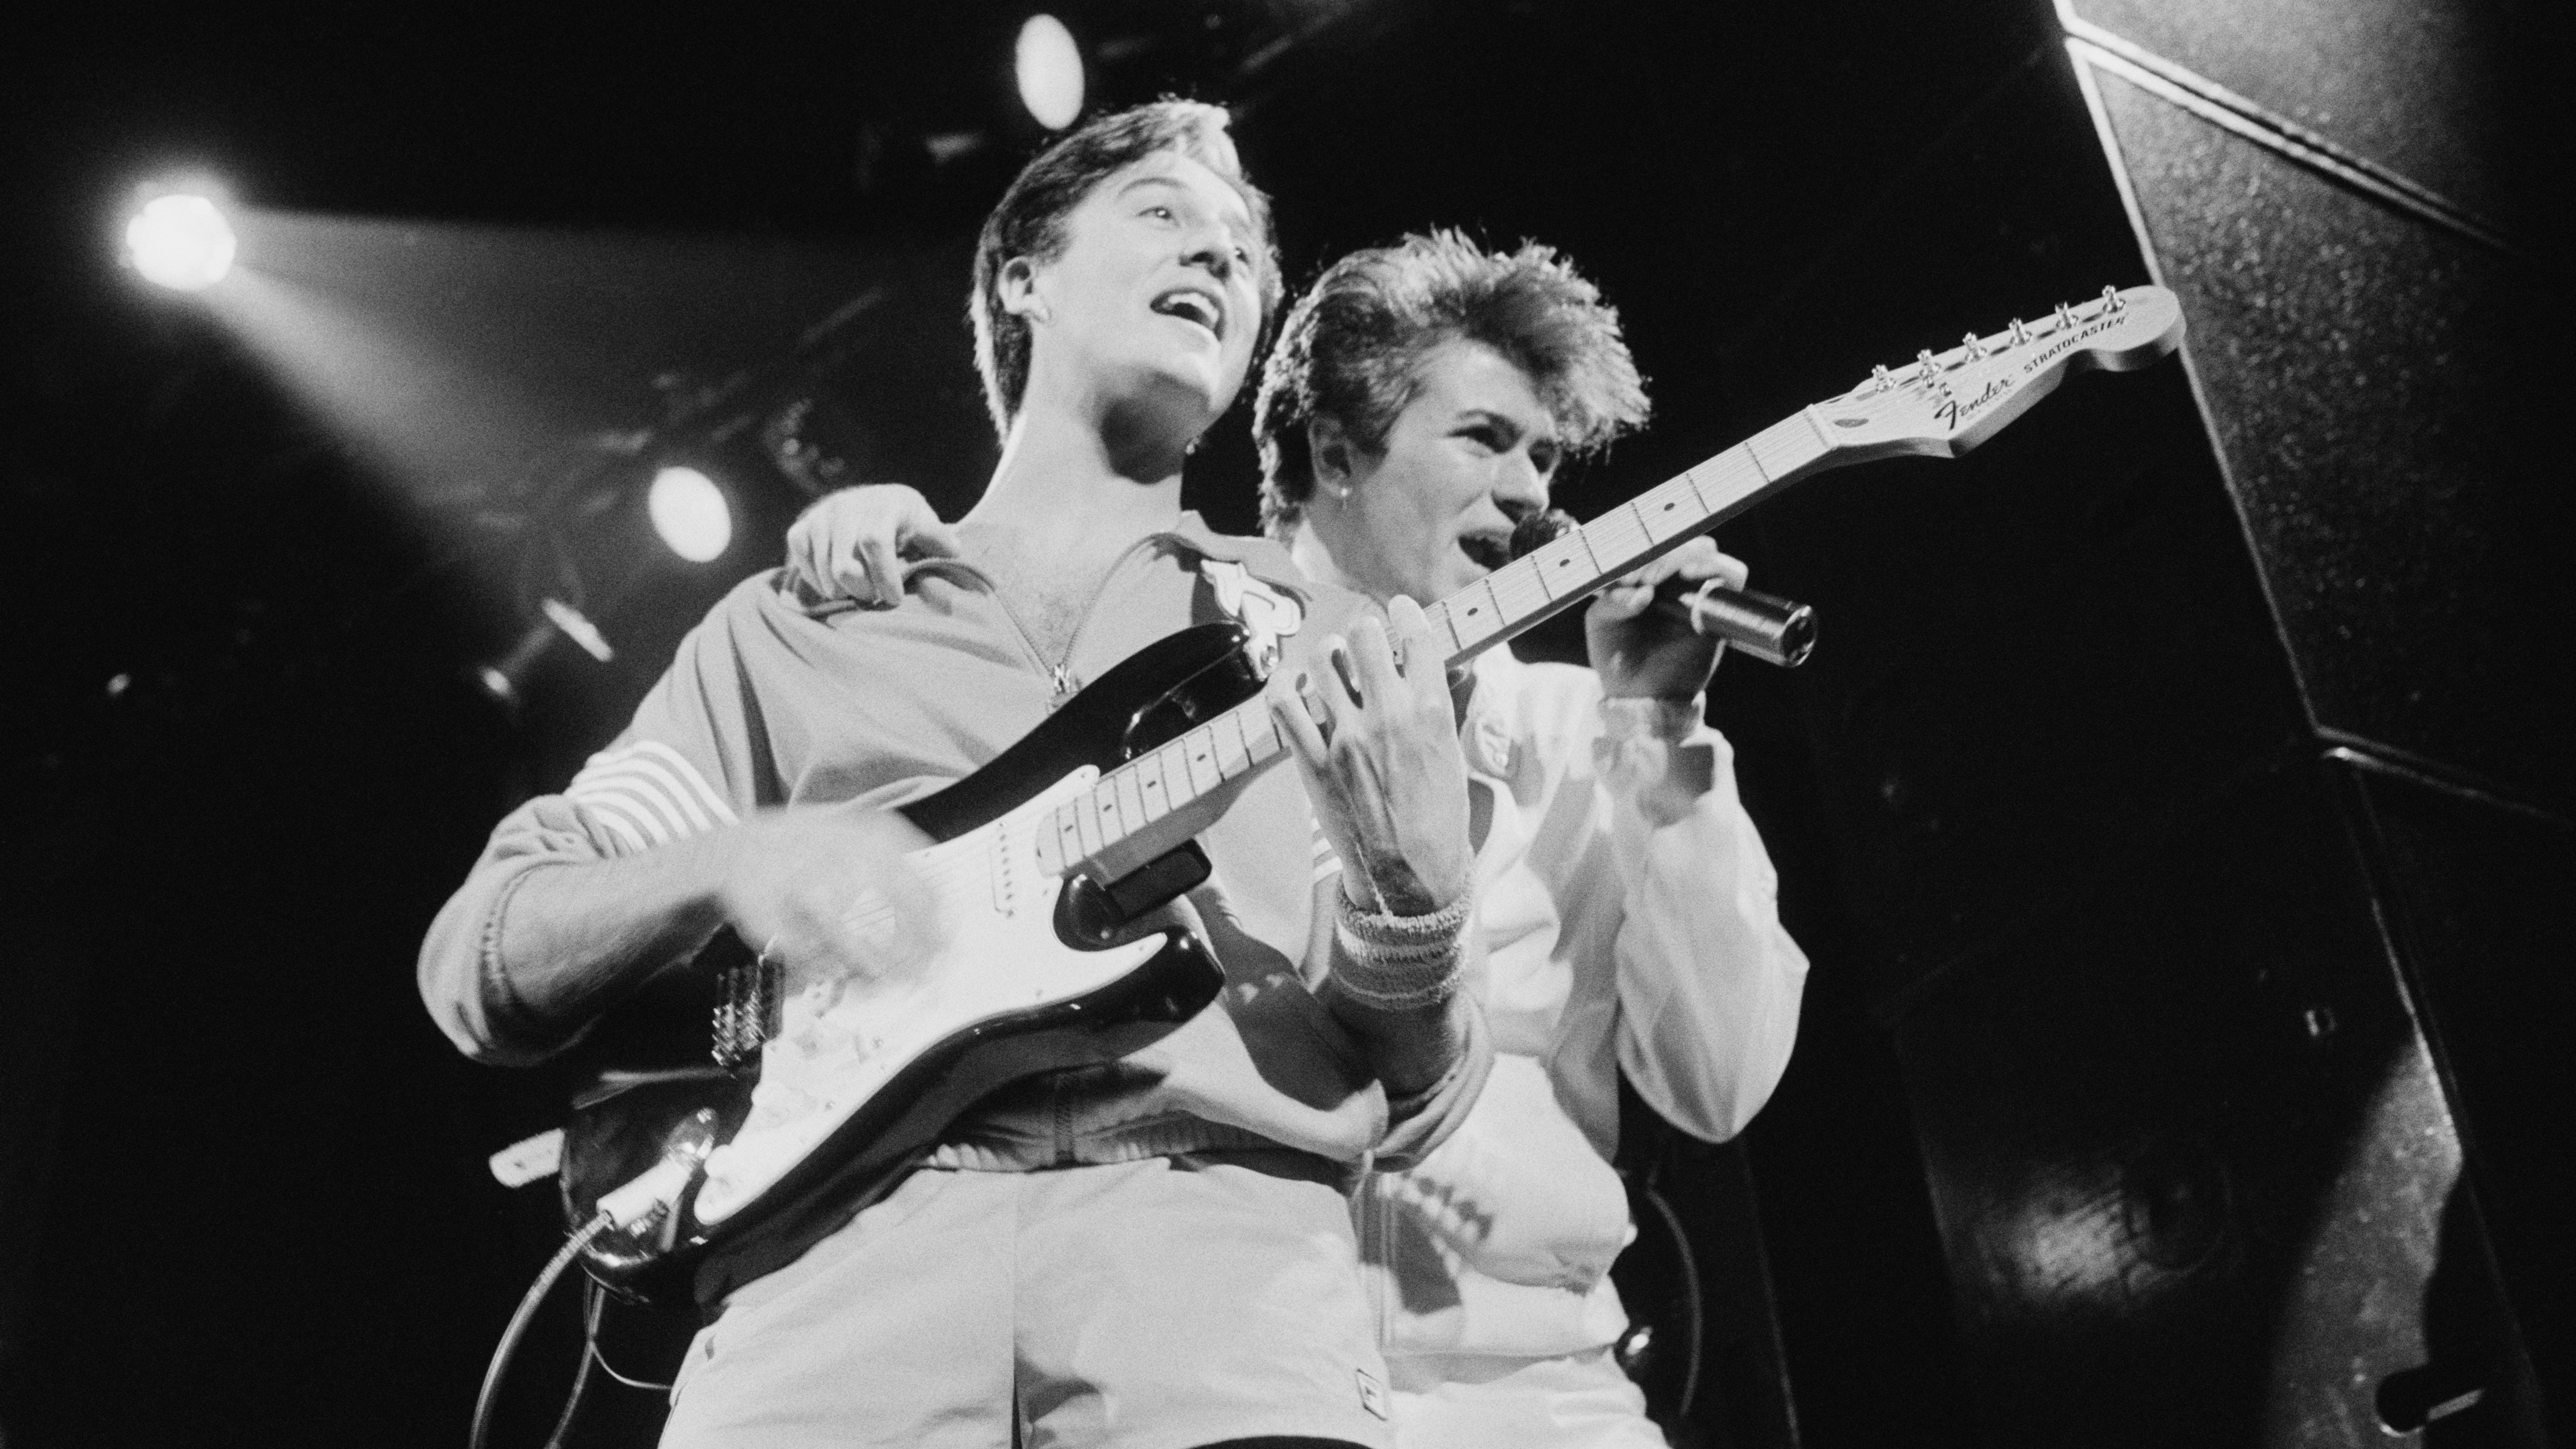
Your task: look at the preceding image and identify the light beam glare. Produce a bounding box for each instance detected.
[199,266,554,514]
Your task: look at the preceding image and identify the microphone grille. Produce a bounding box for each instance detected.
[1507,507,1578,561]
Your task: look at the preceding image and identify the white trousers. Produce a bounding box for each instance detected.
[661,1156,1393,1449]
[1387,1347,1669,1449]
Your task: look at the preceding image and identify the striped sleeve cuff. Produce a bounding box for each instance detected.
[566,740,740,856]
[1310,820,1343,886]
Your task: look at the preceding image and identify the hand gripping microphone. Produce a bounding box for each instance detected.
[1507,509,1817,668]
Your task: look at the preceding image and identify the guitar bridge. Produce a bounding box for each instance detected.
[711,950,782,1072]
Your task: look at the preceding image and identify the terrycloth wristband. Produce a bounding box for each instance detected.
[479,866,552,1039]
[1594,693,1716,827]
[1332,890,1473,1009]
[1597,692,1705,743]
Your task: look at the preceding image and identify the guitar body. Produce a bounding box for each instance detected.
[562,622,1269,1305]
[898,620,1270,842]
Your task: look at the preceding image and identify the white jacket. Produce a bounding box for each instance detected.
[1354,647,1809,1362]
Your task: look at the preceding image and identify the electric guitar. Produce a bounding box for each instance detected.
[560,285,2187,1306]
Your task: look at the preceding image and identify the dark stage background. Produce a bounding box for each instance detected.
[2,1,2562,1446]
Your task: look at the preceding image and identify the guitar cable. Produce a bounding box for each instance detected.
[540,1289,601,1449]
[471,1117,716,1446]
[580,1279,676,1392]
[1627,1171,1706,1421]
[469,1210,617,1449]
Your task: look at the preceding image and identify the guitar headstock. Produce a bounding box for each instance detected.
[1809,285,2185,460]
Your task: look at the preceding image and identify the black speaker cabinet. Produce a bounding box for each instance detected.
[1720,0,2565,1439]
[1892,755,2553,1444]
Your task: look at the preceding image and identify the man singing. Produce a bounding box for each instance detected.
[791,231,1807,1447]
[420,103,1489,1449]
[1259,231,1805,1447]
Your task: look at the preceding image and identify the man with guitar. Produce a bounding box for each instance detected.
[420,102,1492,1449]
[788,232,1809,1447]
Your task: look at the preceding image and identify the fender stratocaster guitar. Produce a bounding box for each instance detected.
[562,285,2186,1306]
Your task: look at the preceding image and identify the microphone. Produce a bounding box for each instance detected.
[1507,509,1817,668]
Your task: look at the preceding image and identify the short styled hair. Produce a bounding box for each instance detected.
[1252,230,1650,536]
[968,99,1283,440]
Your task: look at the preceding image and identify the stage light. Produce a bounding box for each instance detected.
[541,598,615,662]
[648,465,732,562]
[472,597,615,714]
[475,664,519,707]
[124,193,237,291]
[1016,14,1085,130]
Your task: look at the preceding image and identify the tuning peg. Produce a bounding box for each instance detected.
[2054,301,2076,330]
[2101,284,2125,312]
[2008,318,2030,345]
[1960,331,1987,361]
[1870,364,1893,394]
[1915,348,1938,382]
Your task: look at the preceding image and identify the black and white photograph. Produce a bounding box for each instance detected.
[2,1,2565,1446]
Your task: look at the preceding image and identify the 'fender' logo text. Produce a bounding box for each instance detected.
[1937,375,2012,431]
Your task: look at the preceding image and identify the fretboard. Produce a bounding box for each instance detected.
[1027,408,1838,885]
[1419,410,1831,666]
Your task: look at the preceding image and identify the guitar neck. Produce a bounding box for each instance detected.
[1421,409,1833,667]
[1027,408,1840,888]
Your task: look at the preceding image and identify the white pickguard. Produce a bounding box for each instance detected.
[693,767,1166,1226]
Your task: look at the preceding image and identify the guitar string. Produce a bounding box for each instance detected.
[824,296,2141,940]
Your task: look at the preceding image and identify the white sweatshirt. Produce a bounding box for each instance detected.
[1353,646,1809,1362]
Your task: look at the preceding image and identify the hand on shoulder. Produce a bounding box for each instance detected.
[782,484,961,608]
